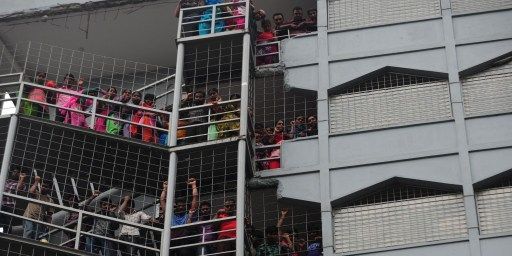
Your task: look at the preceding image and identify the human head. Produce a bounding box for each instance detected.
[194,91,205,105]
[307,9,317,20]
[9,166,24,180]
[106,86,117,100]
[261,19,272,32]
[255,9,266,21]
[35,72,47,85]
[62,74,76,87]
[273,13,284,26]
[275,119,284,132]
[224,198,236,215]
[293,6,303,20]
[265,226,279,244]
[66,195,79,208]
[208,88,219,100]
[120,89,132,102]
[174,198,186,215]
[307,115,317,125]
[199,201,211,219]
[144,93,156,106]
[40,182,51,195]
[296,116,305,124]
[99,198,112,212]
[131,91,142,105]
[229,94,241,100]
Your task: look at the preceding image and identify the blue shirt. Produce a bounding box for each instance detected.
[172,213,189,226]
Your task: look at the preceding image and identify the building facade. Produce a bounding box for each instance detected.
[0,0,511,256]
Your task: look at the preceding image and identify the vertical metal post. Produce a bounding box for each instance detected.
[0,115,18,210]
[160,42,185,256]
[160,152,178,256]
[177,9,184,39]
[234,32,251,256]
[169,43,185,146]
[235,140,246,256]
[89,97,97,130]
[240,33,251,136]
[211,5,216,34]
[244,0,250,31]
[15,82,24,115]
[74,211,83,249]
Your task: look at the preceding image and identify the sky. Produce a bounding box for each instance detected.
[0,0,97,15]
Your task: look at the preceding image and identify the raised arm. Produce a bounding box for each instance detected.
[187,178,199,213]
[160,181,168,211]
[277,208,288,236]
[118,195,131,214]
[83,191,100,208]
[28,176,41,194]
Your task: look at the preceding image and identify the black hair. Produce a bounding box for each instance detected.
[225,198,235,204]
[200,201,211,207]
[307,9,317,15]
[144,93,155,101]
[230,94,241,100]
[194,90,206,97]
[132,91,142,97]
[175,197,186,205]
[122,89,132,94]
[261,19,272,28]
[208,87,219,94]
[273,13,284,19]
[293,6,303,12]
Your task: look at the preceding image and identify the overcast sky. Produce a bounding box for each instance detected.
[0,0,96,15]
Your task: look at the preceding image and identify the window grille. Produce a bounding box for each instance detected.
[462,57,512,117]
[333,183,467,253]
[252,72,317,171]
[329,72,452,133]
[476,176,512,235]
[327,0,441,30]
[247,188,322,255]
[451,0,512,15]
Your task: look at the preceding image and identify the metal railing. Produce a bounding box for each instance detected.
[451,0,512,15]
[19,80,172,146]
[177,1,250,39]
[254,33,290,68]
[178,98,241,144]
[0,73,23,117]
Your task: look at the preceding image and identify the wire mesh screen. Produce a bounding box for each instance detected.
[10,117,169,202]
[0,238,71,256]
[0,41,174,106]
[451,0,512,15]
[476,177,512,235]
[462,57,512,117]
[247,188,322,256]
[253,73,317,135]
[329,72,452,133]
[327,0,441,30]
[0,118,10,161]
[183,38,244,99]
[333,183,467,253]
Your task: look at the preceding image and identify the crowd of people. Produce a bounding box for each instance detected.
[0,167,322,255]
[255,115,318,170]
[256,6,317,65]
[21,72,242,146]
[175,1,317,66]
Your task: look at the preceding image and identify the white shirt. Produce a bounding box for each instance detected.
[119,211,152,236]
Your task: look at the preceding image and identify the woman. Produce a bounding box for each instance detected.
[198,0,226,35]
[256,19,278,65]
[139,94,158,143]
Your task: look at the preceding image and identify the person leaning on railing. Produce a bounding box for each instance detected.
[22,72,50,118]
[216,93,241,139]
[198,0,227,35]
[22,175,54,241]
[256,19,278,66]
[0,167,27,234]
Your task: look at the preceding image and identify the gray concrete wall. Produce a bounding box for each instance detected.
[269,1,512,255]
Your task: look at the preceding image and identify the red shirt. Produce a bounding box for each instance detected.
[218,212,236,239]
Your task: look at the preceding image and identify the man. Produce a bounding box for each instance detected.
[288,6,307,35]
[255,226,281,256]
[85,195,129,256]
[305,9,317,32]
[216,198,237,254]
[0,167,27,233]
[117,195,153,256]
[180,91,207,143]
[123,91,142,138]
[190,201,215,255]
[164,178,198,256]
[22,176,54,240]
[273,13,290,40]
